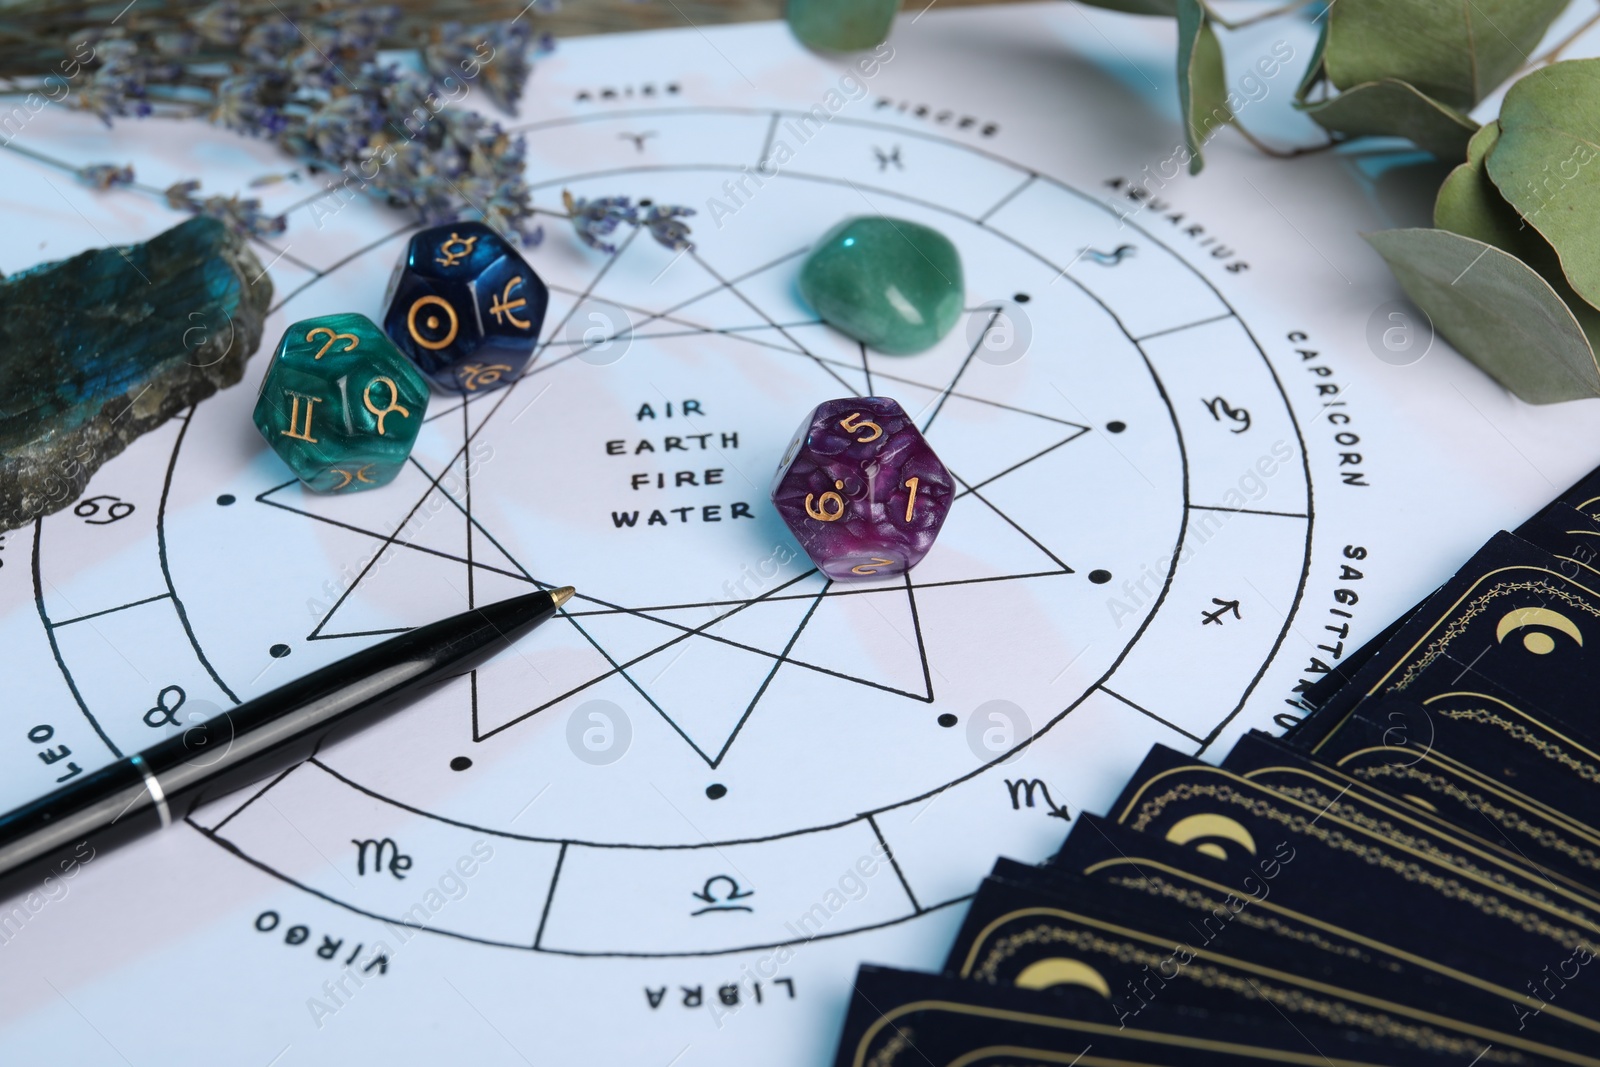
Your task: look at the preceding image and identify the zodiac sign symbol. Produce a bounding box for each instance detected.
[805,481,847,522]
[74,494,135,524]
[406,294,459,350]
[144,684,187,729]
[873,145,903,171]
[1080,243,1135,267]
[362,377,411,436]
[1201,396,1251,433]
[489,276,532,330]
[305,326,359,361]
[690,875,754,916]
[1164,812,1258,861]
[435,232,478,268]
[1004,778,1071,820]
[618,130,656,152]
[1201,597,1241,625]
[280,392,321,442]
[328,464,377,490]
[851,557,897,576]
[458,363,513,391]
[352,837,412,880]
[1496,607,1583,655]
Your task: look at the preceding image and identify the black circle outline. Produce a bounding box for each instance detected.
[41,108,1314,957]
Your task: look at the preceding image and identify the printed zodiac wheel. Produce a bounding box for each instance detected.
[34,109,1311,956]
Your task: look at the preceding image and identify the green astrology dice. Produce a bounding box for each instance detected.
[252,313,430,493]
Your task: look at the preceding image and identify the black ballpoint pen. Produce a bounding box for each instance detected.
[0,585,573,900]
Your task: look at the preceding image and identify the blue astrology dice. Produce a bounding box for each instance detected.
[382,221,549,394]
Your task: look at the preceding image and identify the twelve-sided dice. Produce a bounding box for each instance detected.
[771,397,954,580]
[251,313,430,493]
[382,221,549,393]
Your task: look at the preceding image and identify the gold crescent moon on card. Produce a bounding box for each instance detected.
[1495,607,1583,655]
[1163,813,1258,858]
[1014,958,1112,997]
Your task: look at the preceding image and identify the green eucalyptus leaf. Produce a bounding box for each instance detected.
[1070,0,1178,13]
[1325,0,1567,111]
[1435,122,1542,254]
[1434,121,1600,370]
[1299,78,1477,160]
[1366,228,1600,404]
[1486,58,1600,312]
[1177,0,1230,175]
[1295,18,1328,104]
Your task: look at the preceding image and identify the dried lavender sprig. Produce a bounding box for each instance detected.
[3,0,552,245]
[563,191,696,254]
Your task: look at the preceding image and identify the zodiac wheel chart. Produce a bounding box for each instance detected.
[31,108,1313,957]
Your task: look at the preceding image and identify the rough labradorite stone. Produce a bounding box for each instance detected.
[0,216,271,532]
[786,0,898,52]
[252,312,430,493]
[799,215,964,355]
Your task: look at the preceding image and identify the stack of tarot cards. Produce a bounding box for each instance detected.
[831,467,1600,1066]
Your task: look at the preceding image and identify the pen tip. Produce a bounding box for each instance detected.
[551,585,576,607]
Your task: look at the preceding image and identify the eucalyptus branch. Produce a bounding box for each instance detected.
[1518,5,1600,73]
[1199,0,1318,32]
[1229,119,1342,159]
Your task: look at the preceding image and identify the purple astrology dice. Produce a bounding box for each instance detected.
[771,397,954,580]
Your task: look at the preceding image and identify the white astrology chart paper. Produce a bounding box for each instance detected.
[5,5,1600,1065]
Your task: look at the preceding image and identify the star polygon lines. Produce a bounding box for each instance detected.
[255,230,1092,767]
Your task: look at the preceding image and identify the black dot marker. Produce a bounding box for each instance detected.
[1106,421,1126,434]
[937,713,958,728]
[1088,570,1112,585]
[706,784,727,800]
[269,643,291,658]
[1013,292,1031,303]
[217,494,235,506]
[450,756,473,772]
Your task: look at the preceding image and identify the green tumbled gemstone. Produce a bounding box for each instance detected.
[251,312,430,493]
[786,0,897,52]
[799,216,965,355]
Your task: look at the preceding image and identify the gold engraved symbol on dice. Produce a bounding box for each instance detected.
[305,326,359,361]
[850,558,896,576]
[406,294,459,351]
[435,232,478,268]
[329,464,377,490]
[804,480,847,522]
[362,376,411,436]
[839,412,882,443]
[459,363,513,391]
[903,476,921,522]
[280,392,321,442]
[489,276,532,330]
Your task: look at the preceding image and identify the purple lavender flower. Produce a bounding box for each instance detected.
[561,193,696,254]
[76,163,134,190]
[423,21,549,115]
[164,180,287,239]
[562,190,637,254]
[163,179,202,211]
[642,203,696,252]
[49,1,550,248]
[189,0,245,46]
[240,21,301,65]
